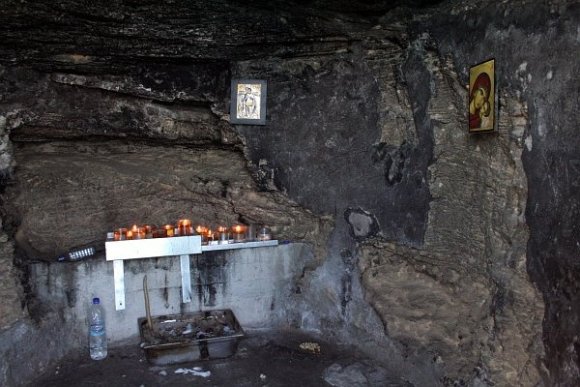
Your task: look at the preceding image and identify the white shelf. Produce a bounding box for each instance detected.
[202,240,279,252]
[105,235,202,261]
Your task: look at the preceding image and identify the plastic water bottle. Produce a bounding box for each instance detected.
[89,297,107,360]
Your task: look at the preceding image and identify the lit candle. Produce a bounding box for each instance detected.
[134,226,146,240]
[210,230,221,245]
[195,225,208,244]
[232,224,246,243]
[115,227,128,241]
[217,226,229,244]
[178,219,193,236]
[126,230,134,240]
[164,224,174,237]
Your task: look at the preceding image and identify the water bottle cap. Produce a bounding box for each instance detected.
[92,297,100,305]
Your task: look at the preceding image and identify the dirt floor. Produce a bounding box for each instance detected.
[24,329,413,387]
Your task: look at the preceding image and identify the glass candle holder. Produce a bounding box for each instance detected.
[164,224,174,237]
[257,226,272,241]
[135,227,146,240]
[217,226,229,244]
[178,219,193,236]
[232,224,246,243]
[153,226,166,238]
[245,224,256,241]
[195,225,209,244]
[115,228,128,241]
[144,225,154,239]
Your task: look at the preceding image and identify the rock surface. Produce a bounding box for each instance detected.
[357,38,544,386]
[3,141,331,262]
[424,2,580,385]
[0,0,579,386]
[0,117,25,331]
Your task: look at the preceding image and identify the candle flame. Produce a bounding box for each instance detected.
[179,219,192,226]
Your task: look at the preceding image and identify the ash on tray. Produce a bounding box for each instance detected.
[140,310,238,346]
[139,309,244,365]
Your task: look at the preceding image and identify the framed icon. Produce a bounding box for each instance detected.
[468,59,497,133]
[230,79,267,125]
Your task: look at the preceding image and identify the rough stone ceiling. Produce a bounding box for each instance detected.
[0,0,444,64]
[282,0,444,14]
[228,0,444,14]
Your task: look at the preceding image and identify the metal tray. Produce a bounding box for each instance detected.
[138,309,244,366]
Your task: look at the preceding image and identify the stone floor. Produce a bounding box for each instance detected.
[25,329,414,387]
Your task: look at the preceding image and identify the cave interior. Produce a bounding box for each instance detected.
[0,0,579,386]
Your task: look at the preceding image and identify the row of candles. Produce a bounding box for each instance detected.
[108,220,272,244]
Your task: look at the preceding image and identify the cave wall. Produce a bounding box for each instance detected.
[423,2,580,385]
[0,0,579,386]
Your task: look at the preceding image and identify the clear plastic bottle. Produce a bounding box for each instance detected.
[89,297,107,360]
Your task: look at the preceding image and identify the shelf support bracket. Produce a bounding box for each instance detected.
[180,254,192,303]
[113,259,125,311]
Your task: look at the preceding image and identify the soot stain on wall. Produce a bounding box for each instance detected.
[194,252,228,307]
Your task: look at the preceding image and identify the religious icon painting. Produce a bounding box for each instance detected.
[468,59,497,133]
[230,79,267,125]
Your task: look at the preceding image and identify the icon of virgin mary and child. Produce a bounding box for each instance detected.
[469,72,493,131]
